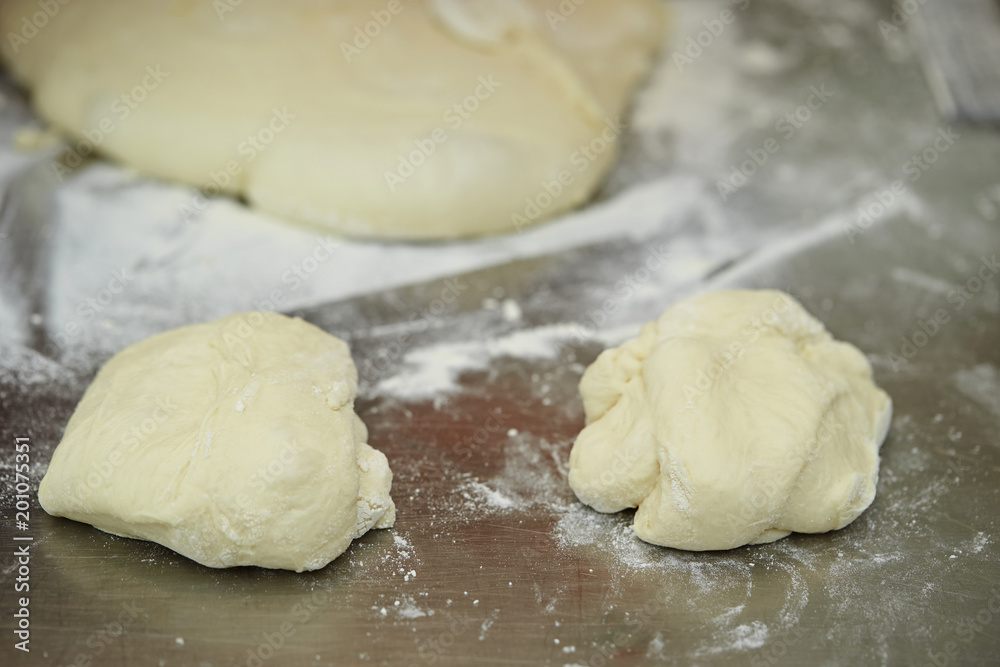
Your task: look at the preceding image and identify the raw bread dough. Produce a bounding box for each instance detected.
[0,0,664,239]
[569,290,892,551]
[38,312,395,571]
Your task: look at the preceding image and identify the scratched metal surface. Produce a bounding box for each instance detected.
[2,0,1000,665]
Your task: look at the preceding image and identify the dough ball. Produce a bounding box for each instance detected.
[0,0,664,239]
[569,290,892,551]
[38,312,395,571]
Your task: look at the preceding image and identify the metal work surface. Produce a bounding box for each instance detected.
[2,0,1000,665]
[910,0,1000,124]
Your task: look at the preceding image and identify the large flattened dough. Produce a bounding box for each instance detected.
[569,290,892,551]
[0,0,664,239]
[38,312,395,572]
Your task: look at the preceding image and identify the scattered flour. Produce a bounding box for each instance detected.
[393,533,414,557]
[645,632,666,660]
[968,532,990,555]
[700,621,769,655]
[372,324,584,400]
[463,481,516,510]
[394,595,428,620]
[501,299,522,323]
[478,610,501,641]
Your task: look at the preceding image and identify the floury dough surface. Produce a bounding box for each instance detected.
[0,0,663,239]
[569,290,892,551]
[37,312,395,572]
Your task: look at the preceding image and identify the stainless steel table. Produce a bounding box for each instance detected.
[2,0,999,665]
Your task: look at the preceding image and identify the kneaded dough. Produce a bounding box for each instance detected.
[569,290,892,551]
[38,312,395,571]
[0,0,664,239]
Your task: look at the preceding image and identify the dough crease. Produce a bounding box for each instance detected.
[569,290,892,551]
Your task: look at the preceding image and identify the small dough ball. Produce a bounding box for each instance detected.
[569,290,892,551]
[38,312,395,571]
[0,0,664,239]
